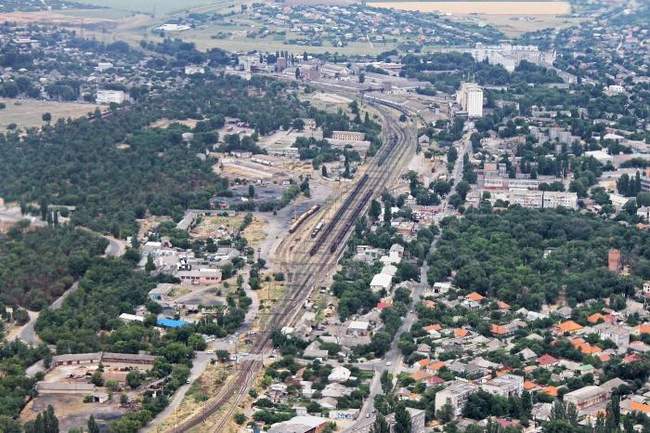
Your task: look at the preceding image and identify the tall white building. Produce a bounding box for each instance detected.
[456,82,483,118]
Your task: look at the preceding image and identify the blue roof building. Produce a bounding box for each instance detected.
[157,318,189,329]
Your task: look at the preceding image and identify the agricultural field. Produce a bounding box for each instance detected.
[0,99,100,131]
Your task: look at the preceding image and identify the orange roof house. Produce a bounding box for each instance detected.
[555,320,583,334]
[638,324,650,335]
[497,301,511,310]
[542,386,559,397]
[597,353,611,362]
[630,401,650,415]
[426,361,446,372]
[411,370,432,382]
[571,338,602,355]
[524,380,539,391]
[424,324,442,334]
[587,313,606,324]
[587,313,615,325]
[466,292,485,302]
[537,354,559,366]
[454,328,470,338]
[491,324,510,336]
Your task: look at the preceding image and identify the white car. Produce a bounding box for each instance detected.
[385,361,392,367]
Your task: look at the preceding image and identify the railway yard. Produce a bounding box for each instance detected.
[159,99,418,433]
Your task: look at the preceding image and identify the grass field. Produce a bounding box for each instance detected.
[0,99,99,131]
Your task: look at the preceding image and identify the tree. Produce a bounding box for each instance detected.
[126,371,143,389]
[394,403,412,433]
[359,73,365,83]
[370,199,382,220]
[248,184,255,198]
[381,370,393,393]
[42,112,52,126]
[437,401,454,423]
[321,164,328,178]
[234,413,246,425]
[91,369,104,386]
[145,255,156,273]
[370,413,390,433]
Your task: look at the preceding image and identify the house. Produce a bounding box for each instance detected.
[537,354,559,367]
[466,292,485,303]
[434,380,480,417]
[370,273,392,293]
[517,348,537,361]
[554,320,583,334]
[432,282,452,295]
[328,366,351,383]
[347,320,370,337]
[354,245,384,262]
[322,383,352,398]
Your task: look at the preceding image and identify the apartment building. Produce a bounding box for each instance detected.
[435,381,480,417]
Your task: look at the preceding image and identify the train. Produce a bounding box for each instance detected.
[310,221,324,238]
[288,205,321,234]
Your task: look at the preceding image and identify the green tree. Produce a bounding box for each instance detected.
[394,403,412,433]
[145,255,156,273]
[370,199,382,220]
[126,371,143,389]
[370,413,390,433]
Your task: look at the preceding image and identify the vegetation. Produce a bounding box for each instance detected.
[0,224,107,310]
[427,207,646,310]
[0,76,307,237]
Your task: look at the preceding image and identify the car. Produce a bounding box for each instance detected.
[366,414,371,418]
[385,361,392,366]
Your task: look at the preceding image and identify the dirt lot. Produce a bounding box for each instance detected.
[22,394,128,432]
[0,99,100,131]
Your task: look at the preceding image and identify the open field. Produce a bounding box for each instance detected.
[466,13,582,36]
[368,1,571,14]
[72,0,217,15]
[0,99,100,131]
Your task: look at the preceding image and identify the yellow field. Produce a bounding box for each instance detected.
[369,1,571,14]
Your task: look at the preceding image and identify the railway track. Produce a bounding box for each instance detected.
[163,102,413,433]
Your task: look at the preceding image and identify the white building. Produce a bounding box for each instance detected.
[184,65,205,75]
[482,374,524,397]
[370,273,392,293]
[435,380,480,417]
[456,82,483,118]
[328,366,352,383]
[96,90,127,105]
